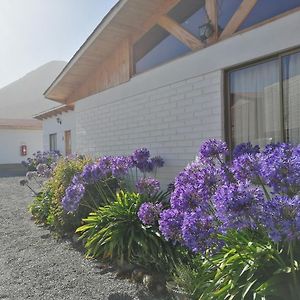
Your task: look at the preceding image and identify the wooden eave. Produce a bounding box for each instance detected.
[33,105,74,120]
[0,119,42,130]
[45,0,300,105]
[44,0,176,103]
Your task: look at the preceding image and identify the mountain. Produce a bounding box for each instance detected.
[0,61,66,119]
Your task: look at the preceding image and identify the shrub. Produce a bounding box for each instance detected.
[76,191,180,273]
[160,140,300,298]
[46,156,91,235]
[28,182,53,224]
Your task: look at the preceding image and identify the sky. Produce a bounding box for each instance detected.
[0,0,119,88]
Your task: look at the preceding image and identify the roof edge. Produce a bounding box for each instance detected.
[33,104,74,120]
[44,0,126,99]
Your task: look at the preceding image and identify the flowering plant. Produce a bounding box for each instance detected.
[62,148,164,213]
[158,139,300,297]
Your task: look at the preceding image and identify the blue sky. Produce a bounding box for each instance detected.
[0,0,118,88]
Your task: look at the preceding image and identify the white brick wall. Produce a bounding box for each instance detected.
[75,11,300,187]
[76,70,223,187]
[43,110,76,155]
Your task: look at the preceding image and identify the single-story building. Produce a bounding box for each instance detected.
[0,119,42,176]
[34,105,75,156]
[43,0,300,186]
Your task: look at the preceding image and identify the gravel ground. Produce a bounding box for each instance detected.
[0,177,163,300]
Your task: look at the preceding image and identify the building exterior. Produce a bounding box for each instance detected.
[0,119,42,176]
[44,0,300,186]
[0,61,66,175]
[34,105,75,156]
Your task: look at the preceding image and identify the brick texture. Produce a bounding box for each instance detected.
[76,70,223,187]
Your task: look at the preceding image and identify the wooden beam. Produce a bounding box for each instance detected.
[220,0,258,39]
[132,0,181,43]
[205,0,218,42]
[157,15,204,50]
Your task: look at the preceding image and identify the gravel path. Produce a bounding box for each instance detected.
[0,177,160,300]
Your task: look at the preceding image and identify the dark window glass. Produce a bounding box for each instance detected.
[239,0,300,31]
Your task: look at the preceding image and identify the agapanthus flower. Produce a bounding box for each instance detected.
[233,142,260,158]
[81,163,104,184]
[214,182,265,231]
[182,209,221,254]
[136,178,160,196]
[138,202,162,225]
[151,156,165,168]
[26,171,38,180]
[259,143,300,194]
[231,153,260,183]
[159,209,184,242]
[110,156,134,178]
[36,163,49,176]
[199,139,228,159]
[62,183,85,212]
[170,160,220,212]
[20,179,28,186]
[132,148,150,164]
[136,159,154,173]
[262,195,300,242]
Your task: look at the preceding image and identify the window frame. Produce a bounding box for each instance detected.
[224,46,300,153]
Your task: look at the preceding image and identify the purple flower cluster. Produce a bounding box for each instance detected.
[62,182,85,212]
[259,143,300,194]
[182,208,221,254]
[215,182,265,231]
[233,142,260,158]
[138,202,162,225]
[62,148,164,212]
[22,150,61,172]
[159,209,184,242]
[263,195,300,242]
[199,139,228,159]
[136,178,160,196]
[132,148,164,174]
[158,140,300,254]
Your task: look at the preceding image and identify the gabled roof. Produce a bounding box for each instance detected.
[44,0,180,103]
[33,104,74,120]
[0,119,42,130]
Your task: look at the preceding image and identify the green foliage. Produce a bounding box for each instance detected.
[47,156,91,235]
[28,182,53,224]
[172,230,300,300]
[76,191,180,273]
[28,156,92,235]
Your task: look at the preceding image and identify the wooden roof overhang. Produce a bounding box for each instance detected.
[0,119,42,130]
[45,0,297,105]
[33,104,74,120]
[44,0,184,104]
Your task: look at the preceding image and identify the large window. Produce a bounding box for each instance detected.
[49,133,57,152]
[227,49,300,149]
